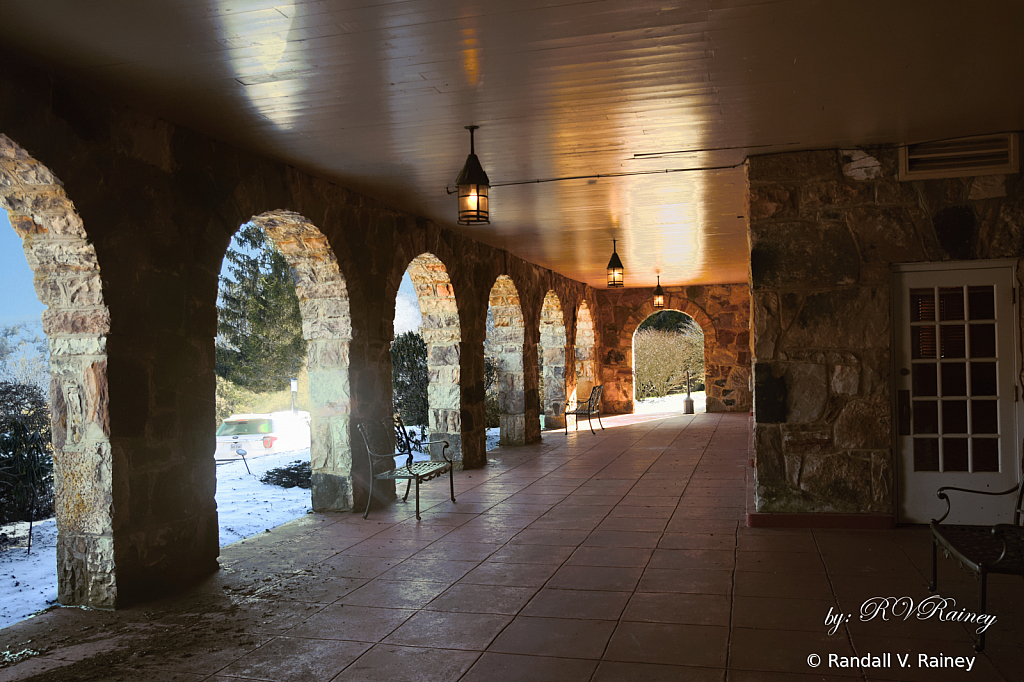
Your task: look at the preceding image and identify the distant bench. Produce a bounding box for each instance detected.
[357,415,454,521]
[565,385,604,435]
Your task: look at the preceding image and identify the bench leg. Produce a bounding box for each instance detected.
[587,412,595,435]
[449,466,456,503]
[596,411,605,431]
[976,572,988,652]
[415,476,421,521]
[363,474,374,519]
[403,478,413,502]
[929,536,938,592]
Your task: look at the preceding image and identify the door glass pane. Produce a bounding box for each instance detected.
[969,324,996,358]
[942,401,967,433]
[968,286,995,320]
[914,438,939,471]
[972,401,999,434]
[913,401,938,434]
[911,289,935,322]
[973,439,1000,472]
[943,439,969,471]
[940,326,966,358]
[912,327,937,359]
[970,362,997,396]
[939,287,965,321]
[912,364,937,396]
[940,363,967,396]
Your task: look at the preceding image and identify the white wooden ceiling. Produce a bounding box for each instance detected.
[1,0,1022,287]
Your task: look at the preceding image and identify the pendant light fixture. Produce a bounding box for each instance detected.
[606,239,624,287]
[456,125,490,225]
[652,275,665,308]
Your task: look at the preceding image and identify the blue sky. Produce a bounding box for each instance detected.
[0,211,46,326]
[2,212,420,333]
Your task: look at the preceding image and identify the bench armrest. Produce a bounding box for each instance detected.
[932,483,1021,525]
[425,437,452,463]
[988,524,1024,566]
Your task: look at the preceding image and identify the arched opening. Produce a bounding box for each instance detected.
[632,310,706,413]
[539,291,567,429]
[247,211,353,512]
[574,300,597,400]
[0,134,112,608]
[487,275,525,445]
[405,253,462,462]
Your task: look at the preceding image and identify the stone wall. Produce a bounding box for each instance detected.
[749,146,1024,516]
[0,61,596,606]
[595,284,752,414]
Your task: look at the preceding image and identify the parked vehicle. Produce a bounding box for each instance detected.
[215,411,311,459]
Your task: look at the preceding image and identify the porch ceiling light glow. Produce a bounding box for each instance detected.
[652,275,665,308]
[606,239,624,287]
[456,125,490,225]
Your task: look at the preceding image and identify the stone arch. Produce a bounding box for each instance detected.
[574,300,597,400]
[248,210,353,511]
[622,295,718,411]
[0,134,113,608]
[405,253,463,460]
[539,290,568,429]
[631,308,706,406]
[488,275,526,445]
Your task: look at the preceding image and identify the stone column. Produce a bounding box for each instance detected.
[0,135,117,607]
[539,292,567,429]
[261,212,354,512]
[408,254,463,462]
[489,276,526,445]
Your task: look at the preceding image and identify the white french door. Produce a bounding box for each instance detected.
[894,261,1020,524]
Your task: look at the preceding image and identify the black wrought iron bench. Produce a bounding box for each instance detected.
[565,384,604,435]
[357,415,454,521]
[929,471,1024,651]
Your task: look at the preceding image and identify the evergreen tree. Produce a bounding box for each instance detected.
[216,223,307,393]
[391,331,428,426]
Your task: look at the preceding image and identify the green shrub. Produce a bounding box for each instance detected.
[0,382,54,549]
[259,460,311,489]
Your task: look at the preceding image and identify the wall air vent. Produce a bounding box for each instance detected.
[899,133,1019,181]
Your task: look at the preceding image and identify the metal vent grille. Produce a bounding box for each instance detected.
[899,133,1019,180]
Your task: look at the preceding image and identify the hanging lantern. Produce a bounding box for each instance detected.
[652,275,665,308]
[606,239,624,287]
[456,125,490,225]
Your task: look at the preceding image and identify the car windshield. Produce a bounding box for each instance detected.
[216,418,272,436]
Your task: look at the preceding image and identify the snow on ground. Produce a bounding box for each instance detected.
[214,449,315,546]
[0,449,315,630]
[634,391,707,415]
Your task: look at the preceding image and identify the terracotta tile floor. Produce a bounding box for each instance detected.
[3,411,1024,681]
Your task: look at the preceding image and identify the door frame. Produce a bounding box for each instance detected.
[891,258,1022,524]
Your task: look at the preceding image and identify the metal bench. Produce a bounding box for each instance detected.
[357,415,454,520]
[565,384,604,435]
[929,464,1024,651]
